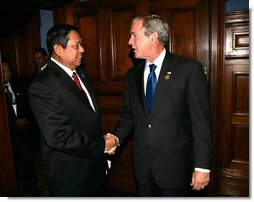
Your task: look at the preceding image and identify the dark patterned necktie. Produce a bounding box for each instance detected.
[72,72,84,92]
[146,64,157,113]
[72,72,95,111]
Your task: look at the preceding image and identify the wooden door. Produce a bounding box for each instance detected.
[220,10,249,196]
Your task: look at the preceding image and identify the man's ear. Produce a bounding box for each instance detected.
[53,44,62,56]
[150,32,158,45]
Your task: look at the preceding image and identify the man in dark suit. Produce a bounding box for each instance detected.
[28,24,117,196]
[111,14,212,196]
[3,62,40,196]
[31,47,48,81]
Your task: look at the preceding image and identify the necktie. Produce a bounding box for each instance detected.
[72,72,84,92]
[72,72,95,111]
[4,84,15,104]
[146,64,157,113]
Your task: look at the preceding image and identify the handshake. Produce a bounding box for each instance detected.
[103,133,119,155]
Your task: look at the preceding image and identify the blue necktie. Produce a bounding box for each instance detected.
[146,64,157,113]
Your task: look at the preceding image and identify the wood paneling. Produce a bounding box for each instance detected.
[79,13,101,80]
[112,9,135,80]
[0,12,40,79]
[220,10,249,196]
[225,12,249,58]
[150,0,209,70]
[170,9,196,58]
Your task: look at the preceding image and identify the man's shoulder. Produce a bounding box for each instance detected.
[167,52,202,66]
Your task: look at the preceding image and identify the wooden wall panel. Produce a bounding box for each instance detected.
[0,12,40,79]
[79,14,100,80]
[221,59,249,196]
[170,9,196,58]
[220,10,249,196]
[225,11,249,58]
[112,9,135,80]
[150,0,209,78]
[150,0,209,67]
[233,125,248,161]
[234,73,249,113]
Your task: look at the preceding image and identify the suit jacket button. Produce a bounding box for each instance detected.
[148,124,152,128]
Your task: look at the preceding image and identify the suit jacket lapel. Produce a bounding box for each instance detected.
[76,68,99,114]
[135,61,147,114]
[49,61,95,113]
[150,52,176,116]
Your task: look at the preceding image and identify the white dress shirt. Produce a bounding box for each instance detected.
[5,82,17,116]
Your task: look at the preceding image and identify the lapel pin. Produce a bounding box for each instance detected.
[165,72,171,80]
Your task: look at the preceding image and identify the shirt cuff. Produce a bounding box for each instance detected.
[195,168,210,173]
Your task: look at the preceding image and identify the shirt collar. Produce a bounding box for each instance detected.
[40,63,48,71]
[146,48,166,68]
[51,57,75,78]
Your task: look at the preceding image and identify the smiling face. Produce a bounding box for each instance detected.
[53,30,84,70]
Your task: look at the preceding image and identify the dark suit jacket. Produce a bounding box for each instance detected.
[114,52,212,189]
[28,60,106,196]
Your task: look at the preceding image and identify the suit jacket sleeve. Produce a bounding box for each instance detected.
[187,61,212,169]
[114,73,134,144]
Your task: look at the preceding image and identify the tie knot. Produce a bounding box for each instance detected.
[72,72,77,77]
[72,72,80,81]
[149,64,157,72]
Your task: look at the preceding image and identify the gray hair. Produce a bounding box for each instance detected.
[134,14,169,45]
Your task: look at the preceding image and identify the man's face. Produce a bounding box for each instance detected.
[128,19,152,60]
[57,30,84,70]
[33,52,47,68]
[2,63,11,84]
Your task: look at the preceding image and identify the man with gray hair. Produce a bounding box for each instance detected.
[110,14,212,197]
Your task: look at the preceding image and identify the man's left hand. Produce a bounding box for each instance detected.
[190,171,210,190]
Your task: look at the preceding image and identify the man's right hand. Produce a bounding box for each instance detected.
[103,133,119,155]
